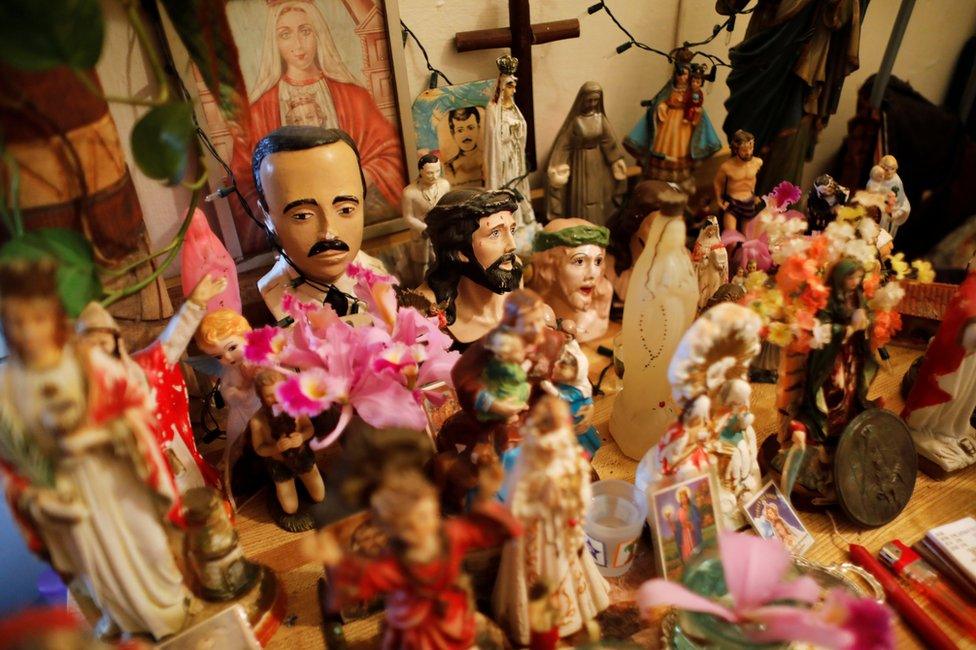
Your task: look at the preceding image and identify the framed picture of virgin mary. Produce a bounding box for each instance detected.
[161,0,415,259]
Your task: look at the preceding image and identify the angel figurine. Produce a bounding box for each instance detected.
[493,396,610,645]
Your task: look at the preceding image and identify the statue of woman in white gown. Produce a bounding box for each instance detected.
[492,396,609,645]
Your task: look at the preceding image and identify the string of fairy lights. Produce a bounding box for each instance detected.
[400,1,756,89]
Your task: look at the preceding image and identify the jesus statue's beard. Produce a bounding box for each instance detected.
[462,253,523,294]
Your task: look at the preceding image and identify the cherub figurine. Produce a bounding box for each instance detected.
[305,465,519,650]
[692,215,729,310]
[493,396,610,645]
[250,370,324,530]
[683,66,705,125]
[866,155,910,237]
[549,339,601,455]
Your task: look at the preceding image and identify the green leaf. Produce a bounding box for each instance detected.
[130,102,196,185]
[0,228,102,317]
[0,0,104,71]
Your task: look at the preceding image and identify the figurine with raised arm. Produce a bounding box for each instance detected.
[254,126,388,322]
[902,251,976,474]
[610,188,699,460]
[484,54,537,250]
[76,274,227,496]
[305,464,519,650]
[0,260,190,640]
[528,218,613,343]
[714,129,763,235]
[806,174,849,234]
[249,370,324,530]
[866,155,910,237]
[546,82,627,226]
[417,188,524,348]
[691,215,728,311]
[493,396,610,645]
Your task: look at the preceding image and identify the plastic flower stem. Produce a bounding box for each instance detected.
[100,185,200,307]
[70,70,162,108]
[121,0,170,104]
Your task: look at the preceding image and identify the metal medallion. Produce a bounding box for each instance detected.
[834,408,918,527]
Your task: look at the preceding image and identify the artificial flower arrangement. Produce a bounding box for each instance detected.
[639,531,893,649]
[243,264,460,449]
[741,205,934,355]
[722,181,807,271]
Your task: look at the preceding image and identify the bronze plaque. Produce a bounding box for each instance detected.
[834,409,917,527]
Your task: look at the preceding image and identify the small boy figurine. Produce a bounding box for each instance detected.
[250,370,325,521]
[684,69,705,125]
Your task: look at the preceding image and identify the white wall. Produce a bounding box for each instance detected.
[98,0,976,271]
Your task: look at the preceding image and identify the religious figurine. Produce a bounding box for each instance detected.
[806,174,849,234]
[493,396,610,645]
[720,0,865,193]
[610,189,699,460]
[605,180,673,298]
[417,188,524,348]
[691,215,729,311]
[549,337,602,456]
[625,60,722,196]
[402,153,451,235]
[484,54,537,249]
[546,82,627,226]
[195,308,261,504]
[400,153,451,285]
[902,251,976,474]
[479,327,532,423]
[528,218,613,342]
[636,303,762,530]
[0,260,190,640]
[305,465,519,650]
[253,126,389,322]
[249,370,325,531]
[866,155,910,237]
[76,275,227,496]
[433,290,562,511]
[181,208,242,313]
[714,129,763,234]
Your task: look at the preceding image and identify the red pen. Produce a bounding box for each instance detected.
[849,544,958,650]
[880,540,976,640]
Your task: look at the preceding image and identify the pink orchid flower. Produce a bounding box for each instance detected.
[638,531,890,649]
[767,181,802,211]
[244,326,287,366]
[348,263,399,330]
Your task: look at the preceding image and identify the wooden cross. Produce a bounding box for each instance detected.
[454,0,580,169]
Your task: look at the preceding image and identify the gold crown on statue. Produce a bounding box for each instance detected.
[496,54,519,76]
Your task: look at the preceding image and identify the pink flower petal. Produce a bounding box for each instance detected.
[823,588,894,650]
[636,580,737,622]
[416,347,460,387]
[718,531,792,611]
[275,370,333,418]
[768,575,821,605]
[722,229,746,246]
[748,605,854,649]
[244,326,284,365]
[351,371,427,431]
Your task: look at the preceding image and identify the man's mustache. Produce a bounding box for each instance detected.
[307,238,350,257]
[488,252,521,272]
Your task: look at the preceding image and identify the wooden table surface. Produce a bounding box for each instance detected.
[235,323,976,649]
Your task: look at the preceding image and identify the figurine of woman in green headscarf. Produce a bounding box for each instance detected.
[800,257,879,446]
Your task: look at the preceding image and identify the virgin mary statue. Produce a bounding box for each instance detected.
[230,0,405,253]
[483,54,537,249]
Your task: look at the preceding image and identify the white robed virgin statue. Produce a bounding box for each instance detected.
[483,53,537,251]
[492,396,610,645]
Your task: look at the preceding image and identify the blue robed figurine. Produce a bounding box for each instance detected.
[624,60,722,195]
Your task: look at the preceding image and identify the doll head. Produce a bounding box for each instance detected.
[76,301,124,358]
[371,469,441,557]
[0,259,68,366]
[719,378,751,411]
[196,309,251,367]
[869,165,885,184]
[879,155,898,180]
[551,347,581,386]
[530,218,611,315]
[255,369,285,408]
[485,326,526,364]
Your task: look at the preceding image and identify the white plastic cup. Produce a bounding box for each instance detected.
[584,479,647,577]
